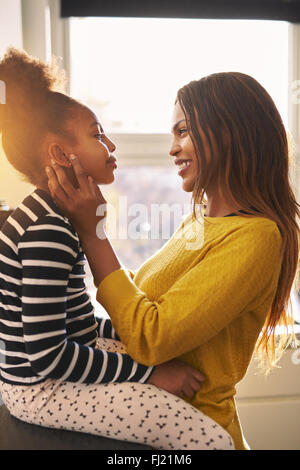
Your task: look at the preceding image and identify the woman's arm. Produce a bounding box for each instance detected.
[95,226,282,365]
[46,157,282,366]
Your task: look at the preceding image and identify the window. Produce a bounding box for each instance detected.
[69,18,289,133]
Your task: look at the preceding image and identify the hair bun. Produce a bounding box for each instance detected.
[0,47,67,133]
[0,47,67,108]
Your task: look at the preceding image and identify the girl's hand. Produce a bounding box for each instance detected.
[46,155,106,238]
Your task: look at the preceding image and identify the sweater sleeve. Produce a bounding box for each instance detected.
[96,317,121,340]
[19,214,153,384]
[96,223,282,366]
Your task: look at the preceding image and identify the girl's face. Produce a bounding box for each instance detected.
[169,102,198,192]
[66,106,117,185]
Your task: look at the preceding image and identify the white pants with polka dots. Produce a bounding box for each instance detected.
[0,338,234,450]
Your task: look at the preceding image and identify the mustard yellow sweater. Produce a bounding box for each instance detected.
[96,212,282,450]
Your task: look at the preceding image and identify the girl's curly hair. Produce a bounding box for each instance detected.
[0,48,80,184]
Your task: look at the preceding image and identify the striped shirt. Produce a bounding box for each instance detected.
[0,189,153,386]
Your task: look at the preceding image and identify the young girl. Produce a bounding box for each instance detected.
[47,72,300,451]
[0,48,234,450]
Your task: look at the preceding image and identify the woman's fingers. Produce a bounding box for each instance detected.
[88,176,97,199]
[88,176,107,205]
[183,376,205,398]
[182,378,204,398]
[182,368,205,398]
[46,166,71,209]
[69,154,90,194]
[191,376,205,391]
[194,370,206,383]
[184,364,205,384]
[182,384,196,398]
[50,159,78,199]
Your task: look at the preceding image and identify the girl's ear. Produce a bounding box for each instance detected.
[48,143,72,167]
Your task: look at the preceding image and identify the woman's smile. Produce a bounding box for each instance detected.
[175,158,193,177]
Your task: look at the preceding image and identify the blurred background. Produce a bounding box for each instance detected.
[0,0,300,449]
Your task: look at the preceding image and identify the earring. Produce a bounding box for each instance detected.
[63,153,72,167]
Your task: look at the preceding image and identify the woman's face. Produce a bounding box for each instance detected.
[65,106,117,185]
[170,102,198,192]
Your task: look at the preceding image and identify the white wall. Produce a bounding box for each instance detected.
[0,0,34,208]
[0,0,23,57]
[236,347,300,450]
[21,0,51,62]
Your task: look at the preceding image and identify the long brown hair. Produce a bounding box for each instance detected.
[177,72,300,372]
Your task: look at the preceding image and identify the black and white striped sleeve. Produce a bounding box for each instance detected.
[96,317,121,341]
[18,214,154,384]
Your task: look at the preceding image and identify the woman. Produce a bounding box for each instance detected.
[47,72,300,450]
[0,48,234,450]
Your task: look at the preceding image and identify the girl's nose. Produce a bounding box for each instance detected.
[106,137,116,153]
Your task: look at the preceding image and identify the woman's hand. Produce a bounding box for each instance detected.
[147,359,205,399]
[46,155,121,286]
[46,155,106,239]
